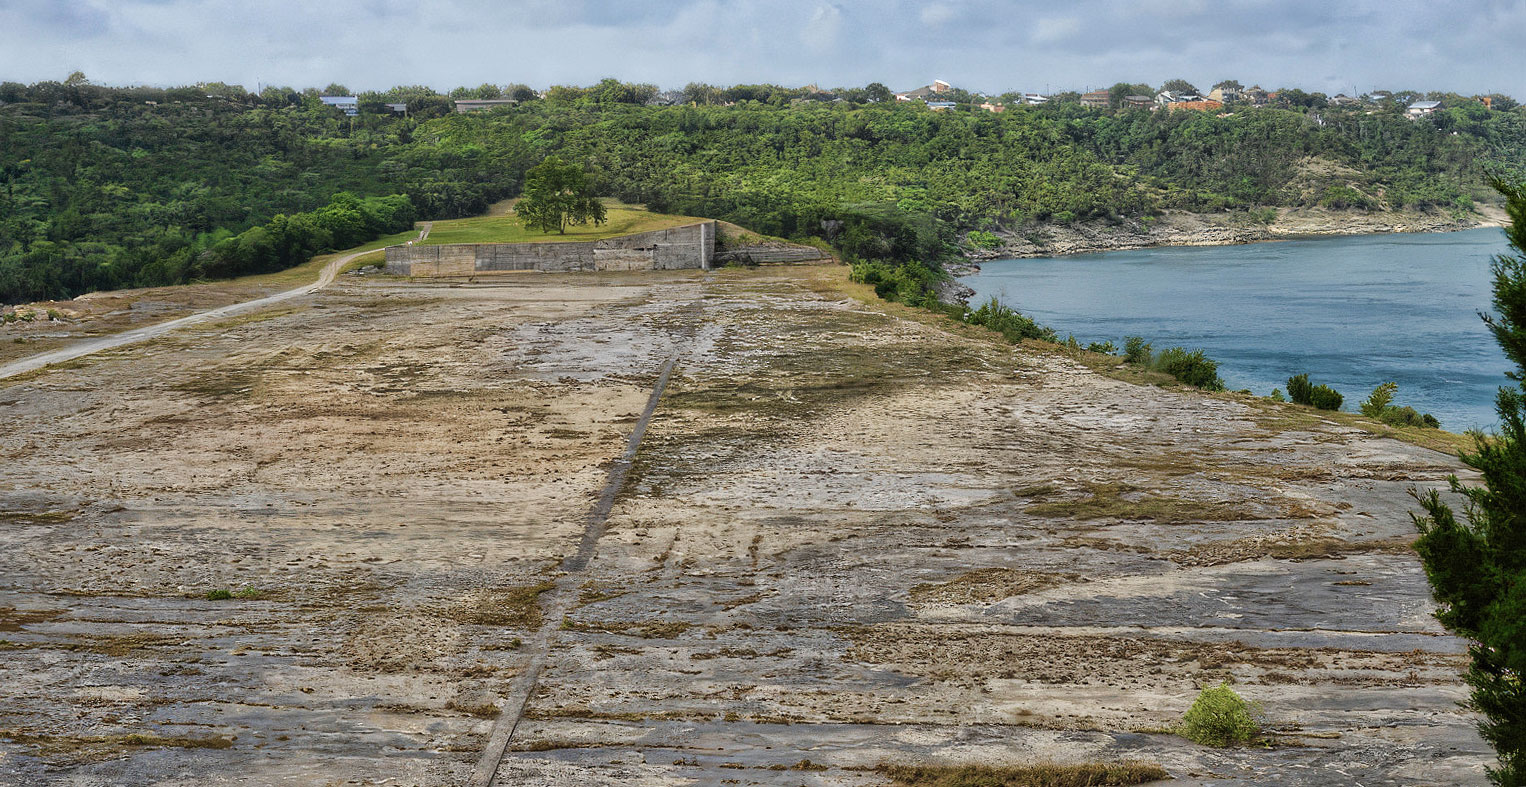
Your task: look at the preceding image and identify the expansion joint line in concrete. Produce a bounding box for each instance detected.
[471,355,681,787]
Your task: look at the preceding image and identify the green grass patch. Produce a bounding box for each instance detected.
[420,200,704,245]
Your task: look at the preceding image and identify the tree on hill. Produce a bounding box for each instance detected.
[1109,82,1155,108]
[1212,79,1243,91]
[864,82,893,103]
[1161,78,1198,95]
[515,157,606,235]
[1412,174,1526,785]
[683,82,724,105]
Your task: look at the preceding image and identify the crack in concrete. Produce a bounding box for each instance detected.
[473,287,701,786]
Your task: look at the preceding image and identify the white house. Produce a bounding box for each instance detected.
[1407,100,1442,118]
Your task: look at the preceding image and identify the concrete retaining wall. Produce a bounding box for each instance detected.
[384,221,715,276]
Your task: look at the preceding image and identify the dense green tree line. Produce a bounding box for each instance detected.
[2,78,1523,303]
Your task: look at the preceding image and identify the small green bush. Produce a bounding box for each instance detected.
[1268,388,1285,402]
[1287,373,1342,410]
[1360,382,1440,428]
[1360,381,1397,417]
[205,589,233,600]
[966,229,1002,250]
[1123,336,1152,365]
[966,297,1056,343]
[1153,347,1225,390]
[1085,340,1118,354]
[1180,682,1261,746]
[1308,384,1343,411]
[1286,373,1313,405]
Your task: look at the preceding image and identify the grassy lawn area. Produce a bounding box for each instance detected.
[420,200,704,245]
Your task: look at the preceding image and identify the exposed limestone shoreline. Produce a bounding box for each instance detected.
[962,205,1507,267]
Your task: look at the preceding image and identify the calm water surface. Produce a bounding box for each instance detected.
[960,228,1515,431]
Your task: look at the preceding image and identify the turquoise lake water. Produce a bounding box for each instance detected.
[960,228,1516,432]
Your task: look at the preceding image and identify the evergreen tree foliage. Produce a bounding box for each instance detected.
[1413,174,1526,786]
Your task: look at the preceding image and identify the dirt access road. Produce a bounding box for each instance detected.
[0,224,431,381]
[0,263,1492,785]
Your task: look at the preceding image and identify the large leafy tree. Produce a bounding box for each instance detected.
[1161,78,1199,96]
[515,157,606,235]
[1413,175,1526,786]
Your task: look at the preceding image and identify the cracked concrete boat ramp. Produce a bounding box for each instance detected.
[0,266,1491,785]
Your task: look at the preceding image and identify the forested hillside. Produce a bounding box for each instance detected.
[2,78,1524,304]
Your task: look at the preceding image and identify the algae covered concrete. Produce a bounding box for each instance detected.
[0,265,1492,785]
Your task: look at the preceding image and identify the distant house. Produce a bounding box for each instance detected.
[319,95,359,116]
[1406,99,1442,118]
[1124,95,1154,110]
[1327,94,1361,107]
[978,101,1005,113]
[1080,90,1111,109]
[1243,85,1270,106]
[454,99,519,113]
[1206,86,1240,104]
[648,90,685,106]
[384,103,408,114]
[1022,93,1050,105]
[925,101,957,111]
[895,79,954,102]
[1157,91,1206,106]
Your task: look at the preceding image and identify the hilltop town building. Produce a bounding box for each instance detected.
[1407,100,1442,118]
[894,79,953,101]
[454,99,519,113]
[1206,86,1241,104]
[319,96,358,116]
[1080,90,1111,108]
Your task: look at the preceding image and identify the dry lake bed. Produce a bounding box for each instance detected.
[0,265,1493,785]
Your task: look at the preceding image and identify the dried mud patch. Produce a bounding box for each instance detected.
[1170,533,1415,567]
[346,613,465,673]
[0,729,233,765]
[845,625,1464,691]
[874,761,1170,787]
[908,568,1084,606]
[0,607,68,631]
[1024,481,1257,524]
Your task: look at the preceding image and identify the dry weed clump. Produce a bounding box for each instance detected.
[448,581,556,628]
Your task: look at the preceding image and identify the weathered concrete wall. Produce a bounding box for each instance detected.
[384,221,715,276]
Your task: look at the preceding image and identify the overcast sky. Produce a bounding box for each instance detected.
[2,0,1524,97]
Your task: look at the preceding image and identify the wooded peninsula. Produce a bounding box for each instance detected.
[2,77,1523,305]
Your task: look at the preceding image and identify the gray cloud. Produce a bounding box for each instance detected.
[0,0,1521,96]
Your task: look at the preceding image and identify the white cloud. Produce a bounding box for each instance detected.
[920,3,956,26]
[801,3,843,53]
[1030,15,1081,44]
[0,0,1520,96]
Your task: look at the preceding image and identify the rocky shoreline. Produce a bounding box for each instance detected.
[961,205,1506,267]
